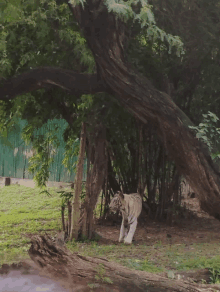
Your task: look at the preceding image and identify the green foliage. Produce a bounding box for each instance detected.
[175,255,220,271]
[24,129,59,187]
[94,199,103,219]
[63,134,80,173]
[105,0,183,55]
[125,258,163,273]
[0,0,94,78]
[40,188,52,197]
[57,183,86,218]
[209,268,220,284]
[0,0,95,188]
[189,111,220,162]
[0,31,11,75]
[69,0,183,55]
[104,0,133,21]
[58,190,73,208]
[87,283,98,289]
[0,0,22,23]
[21,119,72,187]
[95,264,113,284]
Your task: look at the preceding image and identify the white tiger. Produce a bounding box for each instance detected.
[109,191,142,244]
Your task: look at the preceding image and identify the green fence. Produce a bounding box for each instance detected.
[0,119,86,182]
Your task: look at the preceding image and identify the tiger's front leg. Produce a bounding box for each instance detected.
[124,218,138,244]
[119,217,126,242]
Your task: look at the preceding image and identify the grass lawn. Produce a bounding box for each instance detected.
[0,185,62,263]
[66,240,220,277]
[1,185,220,283]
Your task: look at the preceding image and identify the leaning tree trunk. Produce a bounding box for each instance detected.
[80,123,107,239]
[28,234,220,292]
[68,0,220,219]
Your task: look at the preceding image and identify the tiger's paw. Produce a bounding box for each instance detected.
[119,236,125,243]
[124,238,132,244]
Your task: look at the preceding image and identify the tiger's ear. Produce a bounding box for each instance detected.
[118,191,124,201]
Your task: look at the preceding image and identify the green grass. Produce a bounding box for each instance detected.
[162,243,220,271]
[66,240,220,276]
[0,185,62,264]
[209,268,220,284]
[1,185,220,280]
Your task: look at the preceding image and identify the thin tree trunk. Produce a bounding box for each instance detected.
[61,206,65,232]
[138,122,144,196]
[67,200,72,236]
[70,122,86,241]
[81,134,92,238]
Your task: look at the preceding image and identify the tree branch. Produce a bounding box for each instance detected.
[0,67,107,100]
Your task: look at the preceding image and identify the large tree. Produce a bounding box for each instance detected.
[1,0,220,220]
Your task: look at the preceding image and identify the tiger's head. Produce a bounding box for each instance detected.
[109,191,125,213]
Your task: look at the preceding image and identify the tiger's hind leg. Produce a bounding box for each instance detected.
[124,218,137,244]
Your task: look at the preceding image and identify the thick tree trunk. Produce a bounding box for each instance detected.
[28,235,220,292]
[68,0,220,219]
[81,124,107,239]
[70,122,86,241]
